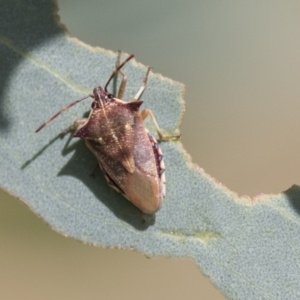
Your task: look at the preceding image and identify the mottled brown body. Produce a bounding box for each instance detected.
[36,53,178,214]
[75,96,163,213]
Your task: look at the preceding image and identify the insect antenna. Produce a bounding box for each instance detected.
[104,54,134,92]
[35,94,93,132]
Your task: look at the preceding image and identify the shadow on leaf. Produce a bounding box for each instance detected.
[57,136,155,230]
[283,184,300,216]
[0,1,62,132]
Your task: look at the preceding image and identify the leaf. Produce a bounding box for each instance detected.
[1,0,300,299]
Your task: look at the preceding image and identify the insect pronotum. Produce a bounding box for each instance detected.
[36,52,179,214]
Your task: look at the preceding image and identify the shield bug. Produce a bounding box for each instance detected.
[36,52,179,214]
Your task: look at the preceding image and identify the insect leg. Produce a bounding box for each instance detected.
[104,53,134,93]
[63,118,88,134]
[132,66,152,102]
[140,109,181,141]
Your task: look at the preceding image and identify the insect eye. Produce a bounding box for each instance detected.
[107,94,114,99]
[91,101,97,109]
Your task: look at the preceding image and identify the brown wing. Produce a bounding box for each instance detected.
[85,113,162,212]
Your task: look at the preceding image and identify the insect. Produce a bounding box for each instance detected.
[36,52,179,214]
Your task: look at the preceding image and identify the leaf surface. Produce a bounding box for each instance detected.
[1,1,300,299]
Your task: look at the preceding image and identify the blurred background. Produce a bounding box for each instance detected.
[2,0,300,299]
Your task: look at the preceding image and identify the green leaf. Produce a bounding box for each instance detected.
[1,0,300,299]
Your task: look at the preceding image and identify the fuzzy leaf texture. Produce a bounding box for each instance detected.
[1,1,300,299]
